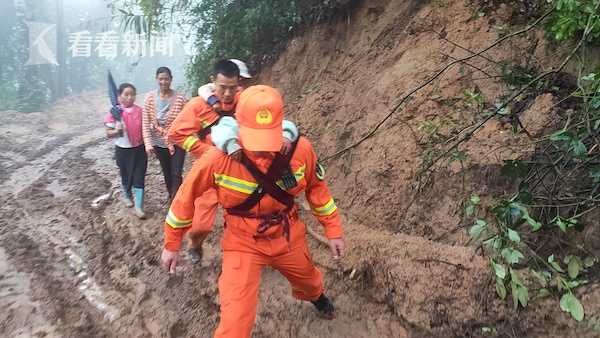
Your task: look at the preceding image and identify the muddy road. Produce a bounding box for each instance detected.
[1,91,588,338]
[0,91,480,338]
[0,92,423,338]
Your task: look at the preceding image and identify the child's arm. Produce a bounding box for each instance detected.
[197,83,220,111]
[280,120,299,156]
[282,119,299,142]
[211,117,240,155]
[105,120,124,138]
[105,126,123,138]
[104,112,123,139]
[211,118,300,158]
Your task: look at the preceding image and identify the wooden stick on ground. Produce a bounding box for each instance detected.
[306,223,329,246]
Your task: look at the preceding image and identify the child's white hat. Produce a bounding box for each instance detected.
[229,59,252,79]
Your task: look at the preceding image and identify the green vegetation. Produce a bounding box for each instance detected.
[458,0,600,322]
[1,0,54,111]
[549,0,600,42]
[122,0,356,91]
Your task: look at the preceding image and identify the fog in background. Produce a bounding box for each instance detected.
[0,0,192,112]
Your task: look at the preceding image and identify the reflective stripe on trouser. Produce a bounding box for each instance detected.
[188,188,219,247]
[214,236,324,338]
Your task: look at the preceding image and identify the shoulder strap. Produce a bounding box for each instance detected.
[227,138,300,214]
[197,118,219,140]
[197,111,236,140]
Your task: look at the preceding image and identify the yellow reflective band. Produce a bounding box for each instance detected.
[276,165,306,190]
[316,162,326,181]
[313,198,337,216]
[165,209,192,229]
[214,173,258,195]
[182,135,199,152]
[201,119,211,128]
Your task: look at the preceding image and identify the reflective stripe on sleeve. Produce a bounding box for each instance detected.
[182,135,199,152]
[166,209,193,229]
[312,198,337,216]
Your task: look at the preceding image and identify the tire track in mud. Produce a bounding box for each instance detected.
[0,137,215,337]
[0,230,112,338]
[0,129,105,196]
[0,139,128,337]
[0,93,171,337]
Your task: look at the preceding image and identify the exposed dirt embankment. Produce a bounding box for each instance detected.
[259,0,566,242]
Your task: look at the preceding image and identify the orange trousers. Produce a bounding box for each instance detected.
[214,222,324,338]
[188,188,219,247]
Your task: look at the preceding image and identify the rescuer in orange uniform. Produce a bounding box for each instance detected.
[167,61,240,159]
[167,60,240,260]
[161,85,345,337]
[168,60,300,262]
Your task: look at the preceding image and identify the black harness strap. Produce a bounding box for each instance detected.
[240,154,294,208]
[225,138,301,240]
[197,111,235,140]
[227,138,300,213]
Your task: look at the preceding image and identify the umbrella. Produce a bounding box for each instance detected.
[108,71,122,121]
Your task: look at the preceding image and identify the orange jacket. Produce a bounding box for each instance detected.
[167,94,238,158]
[164,137,342,251]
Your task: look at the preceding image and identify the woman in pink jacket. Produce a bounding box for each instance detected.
[104,83,148,219]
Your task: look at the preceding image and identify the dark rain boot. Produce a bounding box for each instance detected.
[187,246,203,265]
[310,294,335,320]
[187,233,207,265]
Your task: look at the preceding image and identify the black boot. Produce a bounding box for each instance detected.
[187,246,203,265]
[187,233,207,265]
[311,294,335,320]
